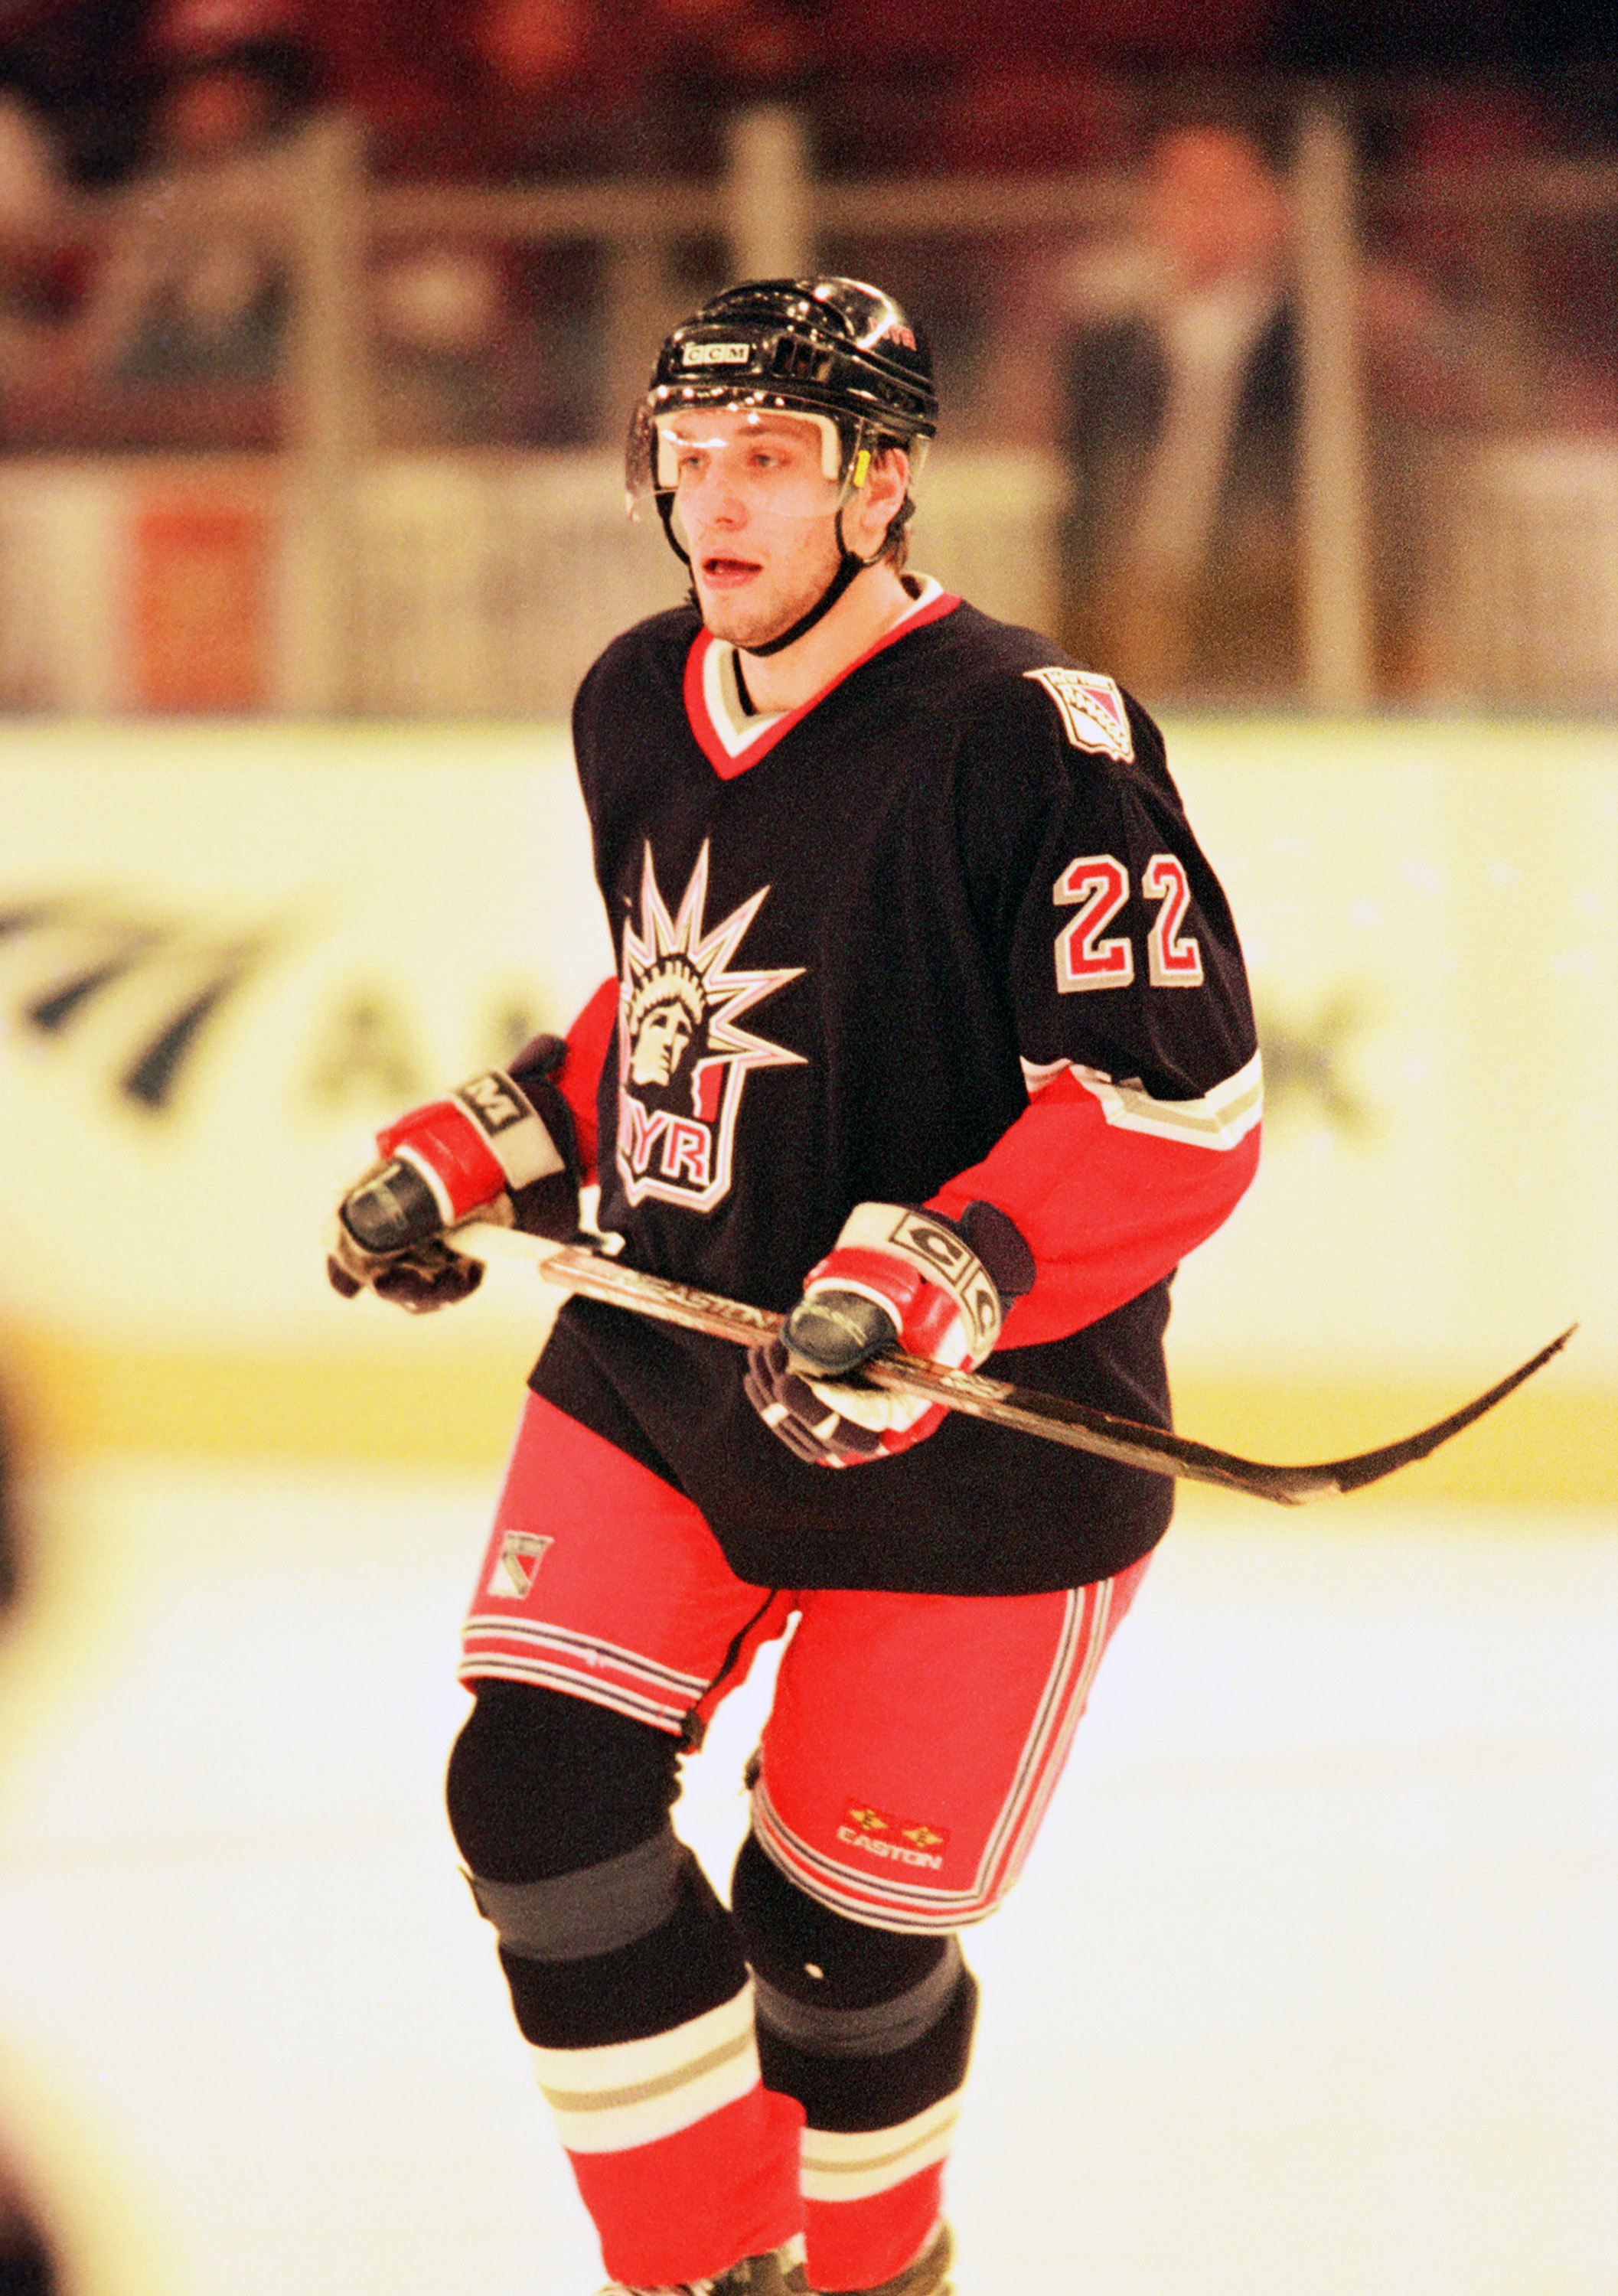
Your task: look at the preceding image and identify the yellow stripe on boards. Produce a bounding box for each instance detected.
[1169,1377,1614,1511]
[0,1328,536,1469]
[0,1329,1609,1505]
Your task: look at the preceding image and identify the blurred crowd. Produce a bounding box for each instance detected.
[0,0,1312,451]
[0,0,1610,696]
[1,0,1612,184]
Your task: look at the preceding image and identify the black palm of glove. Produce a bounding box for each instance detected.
[743,1336,893,1466]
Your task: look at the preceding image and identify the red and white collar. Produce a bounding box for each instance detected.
[683,577,960,779]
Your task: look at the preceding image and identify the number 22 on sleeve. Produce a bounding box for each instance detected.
[1053,853,1203,993]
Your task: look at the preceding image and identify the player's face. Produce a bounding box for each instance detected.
[662,409,847,652]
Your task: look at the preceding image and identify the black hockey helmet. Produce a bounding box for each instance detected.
[627,277,938,652]
[638,277,935,459]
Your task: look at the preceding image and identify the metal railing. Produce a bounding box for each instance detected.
[278,103,1370,710]
[8,98,1617,714]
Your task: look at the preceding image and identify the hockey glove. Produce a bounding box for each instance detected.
[744,1200,1034,1466]
[327,1043,579,1313]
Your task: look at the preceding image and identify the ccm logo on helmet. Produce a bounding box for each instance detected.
[682,341,752,366]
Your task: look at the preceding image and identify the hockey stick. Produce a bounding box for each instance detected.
[452,1223,1573,1507]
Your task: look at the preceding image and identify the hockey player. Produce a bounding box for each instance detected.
[328,278,1262,2296]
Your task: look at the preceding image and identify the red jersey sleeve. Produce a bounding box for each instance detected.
[930,1054,1261,1347]
[551,977,617,1183]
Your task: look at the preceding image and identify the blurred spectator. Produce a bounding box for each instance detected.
[373,228,619,447]
[354,0,693,446]
[641,0,826,168]
[1362,86,1618,685]
[1373,86,1615,430]
[819,0,1275,176]
[978,107,1584,699]
[458,0,647,175]
[0,67,65,389]
[984,122,1300,694]
[374,238,506,443]
[478,0,592,95]
[314,0,653,181]
[0,0,149,187]
[64,19,318,392]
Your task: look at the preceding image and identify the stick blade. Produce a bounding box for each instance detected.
[902,1326,1577,1506]
[1306,1326,1577,1498]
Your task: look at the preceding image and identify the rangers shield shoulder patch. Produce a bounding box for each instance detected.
[1025,667,1134,763]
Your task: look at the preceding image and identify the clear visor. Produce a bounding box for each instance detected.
[625,400,919,526]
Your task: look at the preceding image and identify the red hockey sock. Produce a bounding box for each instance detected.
[801,2099,956,2290]
[532,1984,805,2286]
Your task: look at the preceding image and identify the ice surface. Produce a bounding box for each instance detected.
[0,1457,1612,2296]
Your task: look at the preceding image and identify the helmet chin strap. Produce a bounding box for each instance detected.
[675,505,879,660]
[740,515,876,657]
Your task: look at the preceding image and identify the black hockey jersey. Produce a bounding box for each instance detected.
[531,582,1261,1595]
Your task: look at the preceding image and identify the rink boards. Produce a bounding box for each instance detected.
[0,713,1612,1499]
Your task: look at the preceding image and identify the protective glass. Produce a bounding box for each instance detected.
[625,401,848,518]
[625,400,923,522]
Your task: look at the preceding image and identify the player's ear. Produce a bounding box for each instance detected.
[869,445,908,518]
[850,446,909,559]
